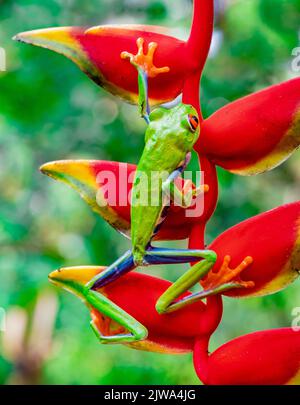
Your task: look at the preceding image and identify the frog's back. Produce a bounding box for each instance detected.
[130,103,200,264]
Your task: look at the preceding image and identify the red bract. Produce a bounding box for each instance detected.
[193,328,300,385]
[14,0,213,108]
[40,159,214,242]
[49,267,222,354]
[198,78,300,175]
[204,201,300,297]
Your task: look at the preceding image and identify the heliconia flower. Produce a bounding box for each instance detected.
[40,159,209,241]
[48,266,223,354]
[203,201,300,297]
[193,328,300,385]
[198,78,300,175]
[13,0,214,108]
[14,2,300,179]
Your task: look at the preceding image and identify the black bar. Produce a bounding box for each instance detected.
[0,385,300,403]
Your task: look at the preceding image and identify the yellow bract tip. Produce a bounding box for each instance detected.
[49,266,104,284]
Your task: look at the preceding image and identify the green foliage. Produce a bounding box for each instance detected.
[0,0,299,384]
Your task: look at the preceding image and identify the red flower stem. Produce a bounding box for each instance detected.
[193,335,210,384]
[182,72,202,118]
[186,0,214,72]
[183,2,221,338]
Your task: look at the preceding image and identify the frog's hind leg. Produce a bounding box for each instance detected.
[86,289,148,344]
[86,250,135,290]
[144,247,253,314]
[84,251,145,344]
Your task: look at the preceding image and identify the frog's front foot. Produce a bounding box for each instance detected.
[192,184,209,197]
[177,181,209,208]
[201,255,255,291]
[121,37,170,78]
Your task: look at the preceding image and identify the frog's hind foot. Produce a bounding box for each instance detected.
[201,255,255,291]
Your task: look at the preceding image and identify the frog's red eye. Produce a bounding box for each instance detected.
[188,114,199,132]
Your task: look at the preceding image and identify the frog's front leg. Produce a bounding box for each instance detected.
[169,180,209,208]
[162,159,209,208]
[121,38,170,78]
[121,37,170,122]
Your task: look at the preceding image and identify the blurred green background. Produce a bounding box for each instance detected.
[0,0,300,385]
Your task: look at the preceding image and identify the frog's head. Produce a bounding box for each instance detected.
[148,103,200,153]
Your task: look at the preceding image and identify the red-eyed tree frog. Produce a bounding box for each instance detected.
[83,38,254,344]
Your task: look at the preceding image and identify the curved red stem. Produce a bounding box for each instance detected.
[193,335,210,384]
[186,0,214,71]
[183,2,221,351]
